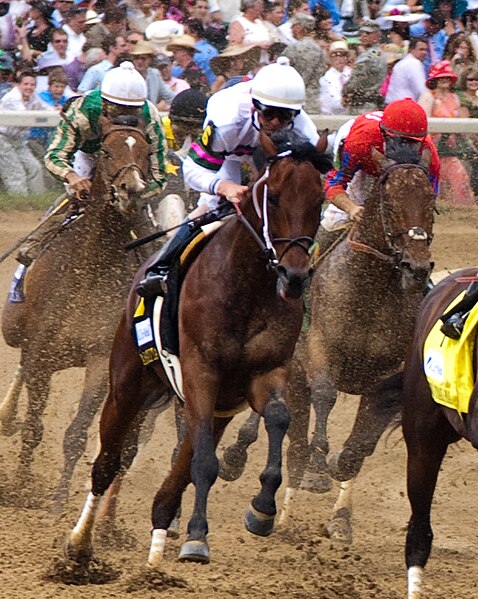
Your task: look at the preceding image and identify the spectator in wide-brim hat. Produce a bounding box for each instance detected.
[166,34,209,94]
[210,44,260,93]
[129,39,175,106]
[145,19,183,56]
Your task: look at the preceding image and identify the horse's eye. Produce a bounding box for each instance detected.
[268,192,280,206]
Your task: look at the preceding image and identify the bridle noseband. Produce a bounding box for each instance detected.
[241,149,314,272]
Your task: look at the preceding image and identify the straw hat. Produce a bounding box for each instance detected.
[329,40,350,55]
[210,44,260,75]
[166,34,198,53]
[381,43,403,65]
[129,40,154,56]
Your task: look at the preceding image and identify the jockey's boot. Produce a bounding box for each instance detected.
[9,264,27,303]
[440,281,478,340]
[136,219,198,298]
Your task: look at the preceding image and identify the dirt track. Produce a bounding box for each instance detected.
[0,208,478,599]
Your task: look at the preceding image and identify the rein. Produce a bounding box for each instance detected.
[349,162,432,265]
[243,150,314,271]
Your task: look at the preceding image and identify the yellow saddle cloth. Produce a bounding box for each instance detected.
[423,291,478,414]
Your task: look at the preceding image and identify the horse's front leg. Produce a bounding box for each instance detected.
[245,369,291,537]
[65,319,153,564]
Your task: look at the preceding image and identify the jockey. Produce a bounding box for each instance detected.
[137,56,322,297]
[319,98,440,249]
[16,61,167,267]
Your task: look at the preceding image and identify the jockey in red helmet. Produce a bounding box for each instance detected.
[322,98,439,231]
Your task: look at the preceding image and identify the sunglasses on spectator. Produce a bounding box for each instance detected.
[53,39,68,44]
[467,77,478,81]
[253,100,299,123]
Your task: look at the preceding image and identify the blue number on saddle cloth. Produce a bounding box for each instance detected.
[423,291,478,414]
[133,298,160,366]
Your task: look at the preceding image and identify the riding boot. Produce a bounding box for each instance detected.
[136,219,198,298]
[8,264,27,303]
[440,281,478,339]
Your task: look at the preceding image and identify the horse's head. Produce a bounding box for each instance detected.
[250,128,332,300]
[367,148,435,291]
[95,115,150,216]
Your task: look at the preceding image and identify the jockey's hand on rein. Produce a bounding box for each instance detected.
[66,172,92,201]
[216,180,248,205]
[349,205,364,223]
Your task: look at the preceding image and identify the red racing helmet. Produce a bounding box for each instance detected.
[380,98,428,141]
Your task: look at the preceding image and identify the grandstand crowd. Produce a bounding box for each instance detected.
[0,0,477,202]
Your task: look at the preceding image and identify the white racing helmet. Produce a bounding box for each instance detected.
[251,57,305,110]
[101,61,147,107]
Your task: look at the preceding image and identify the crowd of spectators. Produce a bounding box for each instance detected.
[0,0,477,202]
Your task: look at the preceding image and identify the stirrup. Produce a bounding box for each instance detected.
[136,270,168,298]
[440,313,465,340]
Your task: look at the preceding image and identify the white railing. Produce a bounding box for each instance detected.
[0,111,478,134]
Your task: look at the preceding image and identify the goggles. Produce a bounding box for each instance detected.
[253,100,299,124]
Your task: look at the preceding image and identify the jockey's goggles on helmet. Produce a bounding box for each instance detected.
[252,99,300,124]
[379,123,427,143]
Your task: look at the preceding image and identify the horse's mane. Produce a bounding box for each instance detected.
[254,129,333,174]
[384,136,426,171]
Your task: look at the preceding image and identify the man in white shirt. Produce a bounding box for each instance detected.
[78,33,127,92]
[62,7,87,59]
[385,37,428,104]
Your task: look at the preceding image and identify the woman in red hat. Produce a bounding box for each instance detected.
[418,59,475,205]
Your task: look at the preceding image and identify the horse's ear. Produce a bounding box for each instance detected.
[316,128,329,154]
[260,129,278,158]
[420,146,432,170]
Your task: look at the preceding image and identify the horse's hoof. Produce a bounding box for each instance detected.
[64,536,93,565]
[167,516,180,540]
[328,449,364,482]
[178,540,210,563]
[218,447,247,482]
[244,506,275,537]
[300,471,333,494]
[325,508,353,544]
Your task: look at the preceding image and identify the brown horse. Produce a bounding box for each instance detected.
[1,116,169,509]
[219,151,436,540]
[64,129,331,569]
[403,266,478,598]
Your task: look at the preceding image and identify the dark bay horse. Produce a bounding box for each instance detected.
[1,116,169,508]
[220,150,436,540]
[64,129,331,568]
[403,266,478,598]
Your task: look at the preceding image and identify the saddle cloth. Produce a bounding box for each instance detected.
[423,291,478,414]
[132,219,226,401]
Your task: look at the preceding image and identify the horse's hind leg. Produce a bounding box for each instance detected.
[244,372,291,538]
[17,363,51,490]
[218,410,260,481]
[53,360,108,513]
